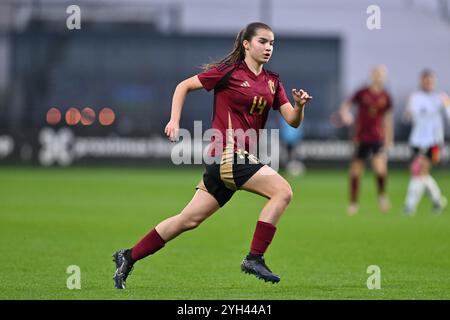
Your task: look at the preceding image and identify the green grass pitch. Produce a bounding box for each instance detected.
[1,166,449,299]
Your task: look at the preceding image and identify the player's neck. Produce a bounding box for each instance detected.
[369,84,383,93]
[244,57,263,76]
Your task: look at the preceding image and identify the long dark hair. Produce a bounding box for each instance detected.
[202,22,273,70]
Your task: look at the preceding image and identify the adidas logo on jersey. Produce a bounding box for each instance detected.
[240,81,250,87]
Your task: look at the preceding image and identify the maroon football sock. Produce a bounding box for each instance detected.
[131,228,166,262]
[250,221,277,256]
[350,175,359,203]
[376,174,386,196]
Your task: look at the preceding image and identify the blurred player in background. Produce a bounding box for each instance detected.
[112,22,312,289]
[403,70,450,215]
[279,113,305,176]
[339,65,393,215]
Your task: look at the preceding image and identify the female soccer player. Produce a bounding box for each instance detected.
[403,70,449,215]
[339,65,393,216]
[112,22,312,289]
[114,22,312,289]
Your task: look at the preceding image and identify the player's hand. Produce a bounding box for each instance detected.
[339,110,354,126]
[292,89,313,107]
[164,119,180,142]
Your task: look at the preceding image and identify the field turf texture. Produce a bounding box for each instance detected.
[1,167,449,299]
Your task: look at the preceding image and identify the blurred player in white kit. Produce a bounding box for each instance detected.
[403,70,450,215]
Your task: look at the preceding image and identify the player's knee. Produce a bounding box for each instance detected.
[276,184,293,204]
[375,168,387,177]
[350,166,362,176]
[183,218,203,230]
[410,157,422,176]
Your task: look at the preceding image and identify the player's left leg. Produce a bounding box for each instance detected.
[371,150,390,212]
[347,142,368,216]
[240,165,293,225]
[421,147,447,214]
[404,154,427,215]
[238,165,293,283]
[348,158,365,215]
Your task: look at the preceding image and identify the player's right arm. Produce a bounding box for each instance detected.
[338,98,354,127]
[165,76,204,141]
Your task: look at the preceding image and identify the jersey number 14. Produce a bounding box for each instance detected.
[249,96,267,115]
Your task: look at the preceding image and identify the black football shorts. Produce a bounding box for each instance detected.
[411,145,441,164]
[196,149,265,207]
[353,142,384,160]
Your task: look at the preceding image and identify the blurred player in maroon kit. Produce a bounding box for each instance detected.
[112,22,313,288]
[339,65,393,215]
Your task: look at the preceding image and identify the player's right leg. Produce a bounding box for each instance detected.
[404,153,427,215]
[348,157,365,216]
[371,149,390,213]
[113,189,220,289]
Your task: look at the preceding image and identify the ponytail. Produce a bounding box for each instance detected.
[201,22,272,71]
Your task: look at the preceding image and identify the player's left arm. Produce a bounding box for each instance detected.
[383,110,394,148]
[279,89,313,128]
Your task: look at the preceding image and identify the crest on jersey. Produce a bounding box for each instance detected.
[268,80,275,95]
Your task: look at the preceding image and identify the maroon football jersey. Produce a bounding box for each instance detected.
[351,87,392,143]
[197,61,289,156]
